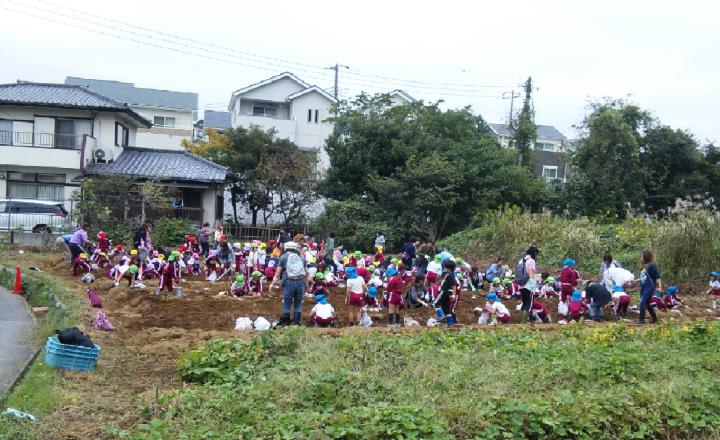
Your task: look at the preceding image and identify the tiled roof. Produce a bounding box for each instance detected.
[65,77,198,110]
[489,123,567,140]
[203,110,232,130]
[86,147,231,183]
[0,81,151,127]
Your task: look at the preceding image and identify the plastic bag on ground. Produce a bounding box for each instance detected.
[254,316,271,331]
[81,273,95,283]
[359,311,373,327]
[426,317,438,327]
[234,317,253,331]
[93,309,115,331]
[404,317,419,327]
[558,301,569,316]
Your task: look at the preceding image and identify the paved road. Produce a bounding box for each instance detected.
[0,286,35,397]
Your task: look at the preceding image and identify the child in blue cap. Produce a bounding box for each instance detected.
[664,285,684,308]
[310,294,335,327]
[567,290,587,321]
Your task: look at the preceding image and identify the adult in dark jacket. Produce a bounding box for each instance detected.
[584,282,612,321]
[133,219,153,249]
[402,238,419,268]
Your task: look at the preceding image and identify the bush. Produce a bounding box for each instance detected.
[439,206,719,280]
[312,198,402,252]
[152,218,195,249]
[652,210,720,280]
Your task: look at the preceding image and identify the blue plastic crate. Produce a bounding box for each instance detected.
[44,336,101,372]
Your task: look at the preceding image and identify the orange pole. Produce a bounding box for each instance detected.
[13,265,22,294]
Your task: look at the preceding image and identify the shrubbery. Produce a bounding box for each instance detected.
[439,206,720,281]
[111,322,720,439]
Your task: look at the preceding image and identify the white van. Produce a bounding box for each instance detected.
[0,199,70,233]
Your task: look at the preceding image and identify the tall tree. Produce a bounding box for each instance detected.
[567,99,650,216]
[640,126,709,212]
[512,77,537,168]
[322,95,540,239]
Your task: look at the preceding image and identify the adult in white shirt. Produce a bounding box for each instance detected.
[603,266,636,292]
[310,294,335,327]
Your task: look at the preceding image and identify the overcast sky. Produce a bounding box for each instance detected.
[1,0,718,142]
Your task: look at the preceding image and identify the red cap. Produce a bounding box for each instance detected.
[114,245,123,251]
[220,235,227,242]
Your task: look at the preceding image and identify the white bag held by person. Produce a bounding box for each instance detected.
[558,301,569,317]
[234,317,253,331]
[359,311,373,327]
[254,316,271,331]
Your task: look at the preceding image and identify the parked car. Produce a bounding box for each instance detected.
[0,199,69,233]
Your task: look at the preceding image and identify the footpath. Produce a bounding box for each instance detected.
[0,286,35,397]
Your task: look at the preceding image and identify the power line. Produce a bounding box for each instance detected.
[0,2,518,100]
[10,0,516,91]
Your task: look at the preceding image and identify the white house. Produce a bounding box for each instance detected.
[228,72,337,171]
[388,89,416,106]
[489,123,570,181]
[0,81,231,226]
[65,77,198,151]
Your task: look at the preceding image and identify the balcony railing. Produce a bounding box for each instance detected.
[237,111,291,120]
[0,131,85,149]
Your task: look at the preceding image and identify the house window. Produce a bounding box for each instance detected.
[542,166,558,180]
[55,118,91,148]
[534,142,555,152]
[153,116,176,128]
[252,105,276,118]
[0,120,11,145]
[7,172,65,200]
[314,110,319,123]
[115,122,129,147]
[307,109,313,123]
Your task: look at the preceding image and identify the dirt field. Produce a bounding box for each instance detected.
[7,251,720,438]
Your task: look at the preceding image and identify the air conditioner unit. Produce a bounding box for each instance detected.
[93,148,113,163]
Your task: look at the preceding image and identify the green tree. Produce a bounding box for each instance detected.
[640,126,709,212]
[184,126,315,226]
[322,95,539,240]
[567,100,649,216]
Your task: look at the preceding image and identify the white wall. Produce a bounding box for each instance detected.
[234,115,297,142]
[235,77,305,104]
[202,185,221,226]
[290,92,333,170]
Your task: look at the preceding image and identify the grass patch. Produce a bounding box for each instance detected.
[112,322,720,439]
[0,262,78,439]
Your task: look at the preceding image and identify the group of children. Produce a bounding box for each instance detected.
[69,230,719,327]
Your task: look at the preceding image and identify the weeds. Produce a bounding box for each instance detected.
[440,206,720,280]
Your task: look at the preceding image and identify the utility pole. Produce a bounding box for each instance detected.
[327,63,349,99]
[524,76,532,103]
[503,90,519,127]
